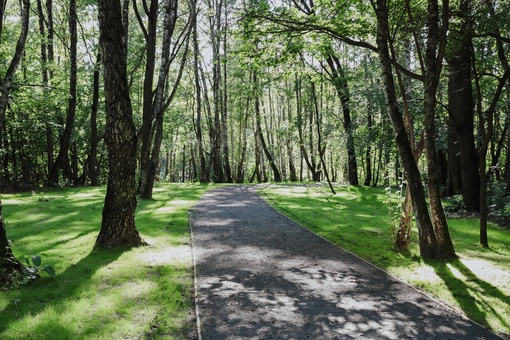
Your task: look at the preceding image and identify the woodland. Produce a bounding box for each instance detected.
[0,0,510,297]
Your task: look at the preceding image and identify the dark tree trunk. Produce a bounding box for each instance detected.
[36,0,55,182]
[88,52,101,186]
[486,0,510,193]
[0,0,30,283]
[209,0,224,183]
[295,76,318,181]
[447,124,462,196]
[374,0,440,259]
[446,0,479,211]
[325,54,358,185]
[0,0,6,38]
[422,0,456,258]
[47,0,77,186]
[1,201,26,287]
[506,122,510,192]
[142,0,190,198]
[193,1,208,183]
[221,3,232,183]
[235,94,250,183]
[0,0,29,186]
[285,82,298,182]
[96,0,144,248]
[135,0,158,194]
[364,102,373,186]
[254,72,282,182]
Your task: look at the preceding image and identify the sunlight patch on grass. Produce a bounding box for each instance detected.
[137,244,191,267]
[259,183,510,337]
[1,183,212,339]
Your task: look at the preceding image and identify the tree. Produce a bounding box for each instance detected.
[446,0,480,212]
[47,0,78,186]
[96,0,144,248]
[324,52,358,186]
[0,0,30,284]
[373,0,443,259]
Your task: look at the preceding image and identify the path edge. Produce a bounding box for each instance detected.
[189,206,203,340]
[255,183,503,339]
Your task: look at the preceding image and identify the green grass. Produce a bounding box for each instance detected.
[0,183,211,340]
[258,183,510,338]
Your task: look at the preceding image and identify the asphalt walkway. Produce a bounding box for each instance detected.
[190,185,500,339]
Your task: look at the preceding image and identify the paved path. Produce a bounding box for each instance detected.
[190,185,500,339]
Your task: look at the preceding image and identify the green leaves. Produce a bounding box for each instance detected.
[24,254,56,278]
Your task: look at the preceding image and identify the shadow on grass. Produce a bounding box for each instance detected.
[432,258,510,331]
[0,246,123,334]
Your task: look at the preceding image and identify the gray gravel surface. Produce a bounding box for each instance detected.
[190,185,501,340]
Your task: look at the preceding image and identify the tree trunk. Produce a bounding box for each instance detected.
[506,120,510,192]
[141,0,190,198]
[97,0,144,248]
[446,0,480,211]
[325,54,358,185]
[254,72,282,182]
[88,52,101,186]
[36,0,55,183]
[208,0,224,183]
[193,2,208,183]
[47,0,77,186]
[235,93,250,183]
[422,0,456,258]
[374,0,440,259]
[447,124,462,196]
[0,0,30,186]
[286,81,298,182]
[135,0,158,194]
[0,0,6,38]
[0,0,30,283]
[364,101,373,186]
[221,3,232,183]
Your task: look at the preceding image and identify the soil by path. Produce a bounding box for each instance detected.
[190,185,500,340]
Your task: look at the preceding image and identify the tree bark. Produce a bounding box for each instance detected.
[373,0,441,259]
[97,0,144,248]
[142,0,190,198]
[208,0,224,183]
[0,0,6,38]
[422,0,456,258]
[325,54,358,185]
[446,0,480,211]
[135,0,158,194]
[193,1,208,183]
[0,0,30,283]
[0,0,29,186]
[88,52,101,186]
[221,2,233,183]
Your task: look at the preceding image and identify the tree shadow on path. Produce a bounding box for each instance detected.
[191,185,502,340]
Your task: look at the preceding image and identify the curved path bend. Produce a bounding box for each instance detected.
[190,185,500,340]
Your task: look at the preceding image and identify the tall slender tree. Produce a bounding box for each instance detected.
[0,0,30,284]
[47,0,78,186]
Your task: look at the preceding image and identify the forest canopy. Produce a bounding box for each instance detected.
[0,0,509,259]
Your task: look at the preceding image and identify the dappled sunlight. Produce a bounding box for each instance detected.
[1,183,211,339]
[137,243,191,266]
[458,258,510,289]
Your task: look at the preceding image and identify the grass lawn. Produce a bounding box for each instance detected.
[0,183,211,340]
[258,183,510,338]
